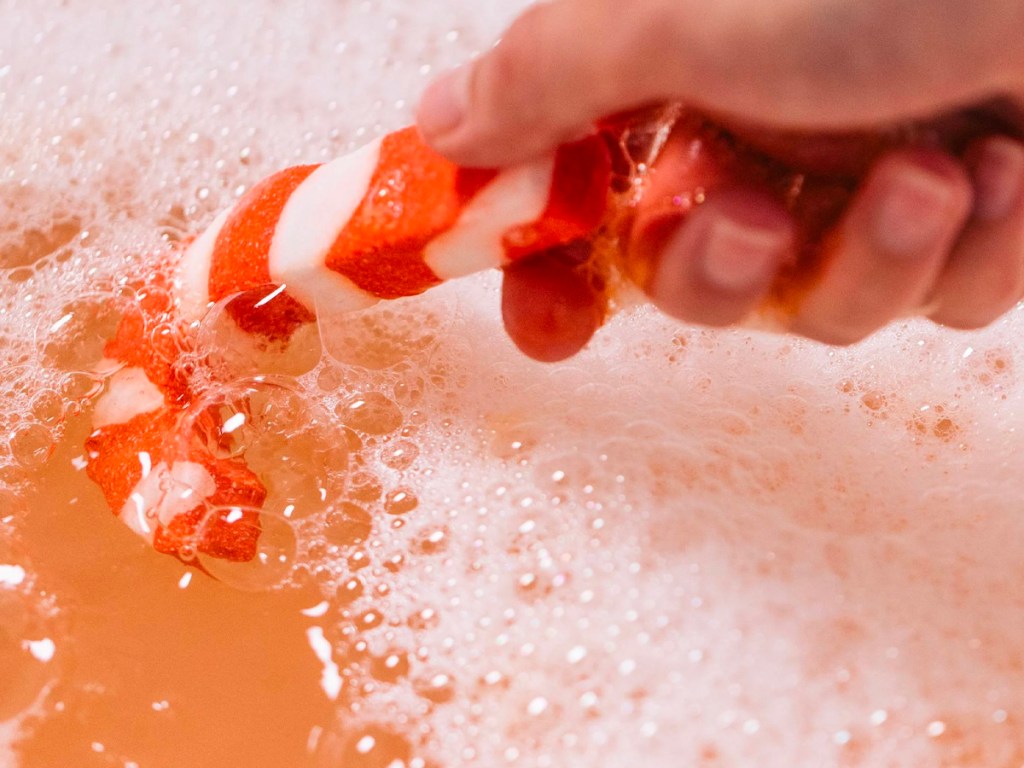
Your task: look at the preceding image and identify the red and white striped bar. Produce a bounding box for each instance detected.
[86,126,616,566]
[176,127,613,338]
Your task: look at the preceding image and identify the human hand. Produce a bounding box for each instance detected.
[416,0,1024,360]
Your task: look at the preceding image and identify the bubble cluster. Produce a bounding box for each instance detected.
[3,1,1024,767]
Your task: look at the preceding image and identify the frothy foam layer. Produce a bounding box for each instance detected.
[3,2,1024,767]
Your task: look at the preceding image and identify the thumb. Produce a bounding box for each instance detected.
[416,0,1023,167]
[417,0,648,166]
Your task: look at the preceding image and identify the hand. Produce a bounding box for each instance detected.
[416,0,1024,359]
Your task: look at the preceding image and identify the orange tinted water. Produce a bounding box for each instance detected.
[11,422,332,767]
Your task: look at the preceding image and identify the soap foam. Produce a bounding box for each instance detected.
[3,1,1024,767]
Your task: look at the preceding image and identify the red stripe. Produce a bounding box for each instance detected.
[103,288,188,405]
[209,164,320,338]
[501,135,612,263]
[86,408,181,514]
[324,127,498,299]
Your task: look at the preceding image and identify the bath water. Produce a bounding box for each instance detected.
[2,1,1024,766]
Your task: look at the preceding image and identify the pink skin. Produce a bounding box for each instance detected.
[415,0,1024,360]
[789,150,974,345]
[633,188,796,329]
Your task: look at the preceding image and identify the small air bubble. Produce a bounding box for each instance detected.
[384,488,417,516]
[195,507,297,592]
[11,423,54,468]
[339,392,402,435]
[527,697,548,716]
[381,440,418,470]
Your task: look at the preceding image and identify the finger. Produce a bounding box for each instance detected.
[627,123,794,326]
[634,190,795,327]
[791,150,973,345]
[417,0,625,166]
[929,136,1024,329]
[501,247,605,362]
[417,0,1022,167]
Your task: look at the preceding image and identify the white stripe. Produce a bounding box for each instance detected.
[424,157,555,279]
[117,461,218,544]
[177,208,231,322]
[92,367,166,429]
[269,139,382,315]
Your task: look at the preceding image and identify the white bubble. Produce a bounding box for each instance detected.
[195,507,298,592]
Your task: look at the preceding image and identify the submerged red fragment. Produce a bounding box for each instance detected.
[86,298,267,563]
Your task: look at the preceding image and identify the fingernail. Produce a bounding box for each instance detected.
[971,137,1024,221]
[870,164,956,258]
[417,65,470,139]
[698,216,787,292]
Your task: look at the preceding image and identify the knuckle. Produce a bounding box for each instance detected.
[480,6,561,116]
[793,317,872,346]
[815,328,869,347]
[935,314,994,331]
[935,244,1024,329]
[988,257,1024,309]
[678,297,762,328]
[610,0,679,60]
[602,0,692,97]
[480,0,624,131]
[930,295,1003,330]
